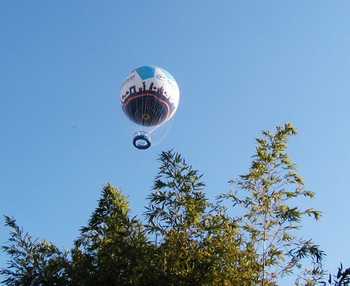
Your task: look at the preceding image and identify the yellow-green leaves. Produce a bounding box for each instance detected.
[224,123,323,285]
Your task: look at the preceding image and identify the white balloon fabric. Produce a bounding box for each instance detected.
[120,66,180,150]
[120,66,180,127]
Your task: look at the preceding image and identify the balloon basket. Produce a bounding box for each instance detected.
[133,131,151,150]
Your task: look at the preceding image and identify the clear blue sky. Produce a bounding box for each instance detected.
[1,0,349,278]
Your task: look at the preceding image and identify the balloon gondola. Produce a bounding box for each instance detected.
[120,66,180,150]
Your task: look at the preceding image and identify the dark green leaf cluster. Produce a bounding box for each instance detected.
[70,184,156,285]
[1,216,69,286]
[321,264,350,286]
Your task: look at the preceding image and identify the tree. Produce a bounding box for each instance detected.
[322,264,350,286]
[219,123,324,285]
[71,184,155,286]
[0,216,69,286]
[1,123,330,286]
[145,151,260,285]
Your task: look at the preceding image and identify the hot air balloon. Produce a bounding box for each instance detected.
[120,66,180,150]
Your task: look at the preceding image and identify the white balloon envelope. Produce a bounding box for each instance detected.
[120,66,180,149]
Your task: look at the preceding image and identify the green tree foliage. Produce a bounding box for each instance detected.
[1,123,333,286]
[322,264,350,286]
[71,184,155,286]
[145,151,260,285]
[0,216,69,286]
[219,123,324,285]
